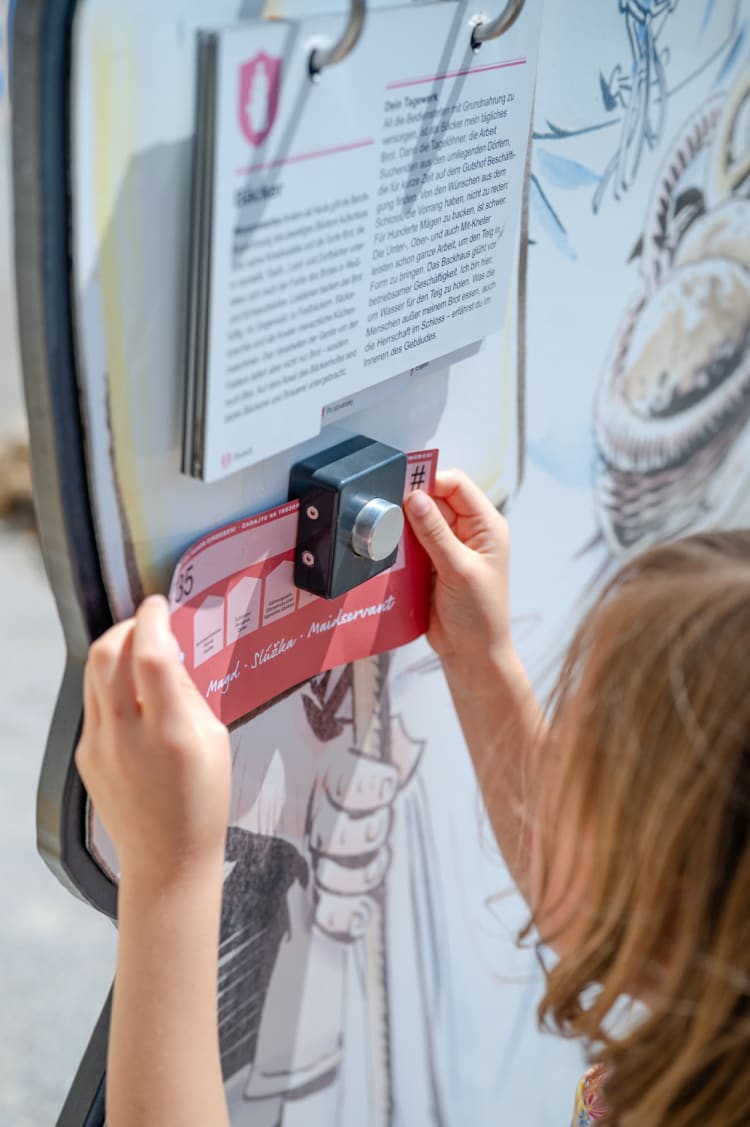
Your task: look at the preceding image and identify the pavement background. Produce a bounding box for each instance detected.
[0,522,117,1126]
[1,147,117,1125]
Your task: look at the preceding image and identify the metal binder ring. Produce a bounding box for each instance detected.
[310,0,366,77]
[471,0,526,48]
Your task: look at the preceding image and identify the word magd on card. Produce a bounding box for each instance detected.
[169,451,438,726]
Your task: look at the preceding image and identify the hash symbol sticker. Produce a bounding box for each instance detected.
[410,464,427,491]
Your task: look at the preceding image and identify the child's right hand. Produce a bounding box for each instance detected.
[75,595,232,888]
[404,470,514,681]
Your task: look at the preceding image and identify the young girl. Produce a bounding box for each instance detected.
[76,470,750,1126]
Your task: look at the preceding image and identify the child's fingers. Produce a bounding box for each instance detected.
[109,623,139,719]
[82,654,101,734]
[404,490,469,578]
[434,471,507,556]
[87,620,138,722]
[433,470,502,522]
[435,496,457,529]
[77,660,101,789]
[132,595,197,722]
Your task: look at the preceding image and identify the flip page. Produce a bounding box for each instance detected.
[185,1,542,480]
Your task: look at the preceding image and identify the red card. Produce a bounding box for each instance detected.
[169,451,437,725]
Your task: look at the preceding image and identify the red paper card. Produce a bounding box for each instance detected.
[169,451,437,725]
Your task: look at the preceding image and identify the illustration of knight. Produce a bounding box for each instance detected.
[216,655,441,1125]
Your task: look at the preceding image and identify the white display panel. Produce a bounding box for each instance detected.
[66,0,750,1123]
[70,0,526,618]
[185,6,540,480]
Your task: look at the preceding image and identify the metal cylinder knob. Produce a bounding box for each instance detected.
[350,498,404,562]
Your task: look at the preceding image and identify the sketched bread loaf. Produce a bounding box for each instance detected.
[594,258,750,553]
[675,199,750,270]
[593,75,750,557]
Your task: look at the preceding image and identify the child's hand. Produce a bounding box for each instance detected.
[406,472,540,905]
[75,595,231,887]
[404,470,513,679]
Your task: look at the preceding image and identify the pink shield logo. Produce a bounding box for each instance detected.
[238,53,282,147]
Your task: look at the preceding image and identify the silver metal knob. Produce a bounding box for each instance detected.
[350,498,404,562]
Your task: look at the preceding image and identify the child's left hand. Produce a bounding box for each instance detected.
[75,595,232,888]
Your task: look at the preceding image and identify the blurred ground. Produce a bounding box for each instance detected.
[0,228,117,1126]
[0,519,117,1126]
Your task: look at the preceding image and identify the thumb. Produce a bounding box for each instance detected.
[404,490,466,577]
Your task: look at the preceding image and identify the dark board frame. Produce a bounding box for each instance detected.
[12,0,117,918]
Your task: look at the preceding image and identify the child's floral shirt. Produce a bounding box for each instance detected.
[572,1064,609,1125]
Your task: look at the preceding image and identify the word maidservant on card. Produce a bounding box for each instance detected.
[169,451,438,726]
[184,2,542,481]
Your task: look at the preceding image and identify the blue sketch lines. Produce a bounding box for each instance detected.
[594,0,680,210]
[528,0,745,257]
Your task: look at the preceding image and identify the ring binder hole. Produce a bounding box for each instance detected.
[470,25,484,52]
[306,4,366,79]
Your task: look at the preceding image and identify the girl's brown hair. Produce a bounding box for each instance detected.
[529,531,750,1126]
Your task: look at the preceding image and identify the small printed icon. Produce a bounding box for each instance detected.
[238,53,282,147]
[410,464,427,491]
[221,452,233,470]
